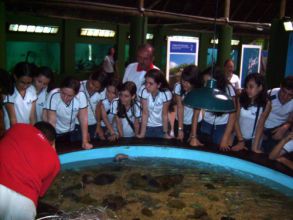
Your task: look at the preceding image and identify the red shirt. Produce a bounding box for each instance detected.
[0,124,60,207]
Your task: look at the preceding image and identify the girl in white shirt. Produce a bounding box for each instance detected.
[100,78,120,141]
[194,68,236,150]
[31,66,54,122]
[174,65,202,142]
[112,81,141,138]
[232,73,271,153]
[45,77,92,149]
[138,69,172,139]
[3,62,37,130]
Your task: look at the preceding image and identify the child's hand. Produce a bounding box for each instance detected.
[108,133,118,142]
[136,133,145,139]
[96,127,105,140]
[231,141,247,151]
[189,137,203,147]
[164,133,172,139]
[177,130,184,142]
[82,142,93,150]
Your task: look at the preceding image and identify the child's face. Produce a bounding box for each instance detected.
[106,85,117,101]
[145,77,159,94]
[34,75,50,92]
[119,90,134,106]
[88,79,101,93]
[181,79,192,92]
[245,79,262,99]
[60,87,75,105]
[15,75,32,91]
[203,74,211,86]
[279,87,293,104]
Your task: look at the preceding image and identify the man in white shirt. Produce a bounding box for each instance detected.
[224,59,241,94]
[123,43,157,95]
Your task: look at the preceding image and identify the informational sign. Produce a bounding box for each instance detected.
[239,44,262,87]
[285,32,293,77]
[166,36,199,85]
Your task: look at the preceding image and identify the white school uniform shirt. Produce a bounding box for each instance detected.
[45,88,87,134]
[111,99,141,137]
[139,87,172,127]
[239,105,264,140]
[27,85,48,122]
[79,80,106,125]
[3,86,37,130]
[174,83,202,125]
[123,62,158,96]
[265,88,293,129]
[229,74,241,90]
[203,85,235,125]
[283,140,293,153]
[101,97,116,128]
[103,55,115,73]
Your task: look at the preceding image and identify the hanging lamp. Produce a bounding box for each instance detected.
[183,0,235,112]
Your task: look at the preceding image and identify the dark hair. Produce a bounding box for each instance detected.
[281,76,293,90]
[239,73,268,109]
[117,81,137,118]
[35,66,55,92]
[90,68,109,91]
[180,65,201,95]
[137,43,154,58]
[60,76,80,94]
[13,62,37,79]
[213,66,230,92]
[0,68,14,96]
[107,77,121,90]
[145,69,170,91]
[224,58,233,67]
[34,121,56,144]
[199,66,212,86]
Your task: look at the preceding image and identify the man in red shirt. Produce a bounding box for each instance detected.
[0,122,60,220]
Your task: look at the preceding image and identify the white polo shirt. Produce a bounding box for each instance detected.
[265,88,293,129]
[239,105,264,139]
[229,74,241,90]
[45,88,87,134]
[101,97,115,128]
[3,86,37,130]
[203,85,235,125]
[27,85,48,122]
[139,87,172,127]
[123,62,158,96]
[283,140,293,153]
[174,83,202,125]
[111,99,141,137]
[79,80,106,125]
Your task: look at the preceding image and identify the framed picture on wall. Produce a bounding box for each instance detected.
[239,44,262,87]
[166,36,199,88]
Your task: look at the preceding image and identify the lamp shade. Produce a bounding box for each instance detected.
[183,79,235,112]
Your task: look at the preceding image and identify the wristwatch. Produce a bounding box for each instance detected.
[178,127,183,131]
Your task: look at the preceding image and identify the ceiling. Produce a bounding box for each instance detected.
[4,0,293,35]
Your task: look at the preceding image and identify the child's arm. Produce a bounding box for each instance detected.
[95,102,105,140]
[29,101,37,125]
[269,132,293,160]
[115,115,123,138]
[137,99,148,138]
[78,107,93,149]
[162,101,171,139]
[252,101,271,153]
[175,94,184,141]
[232,99,247,151]
[189,109,203,146]
[101,103,117,138]
[134,117,140,136]
[4,103,17,127]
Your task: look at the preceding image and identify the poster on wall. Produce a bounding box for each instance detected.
[239,44,262,87]
[285,32,293,77]
[166,36,199,87]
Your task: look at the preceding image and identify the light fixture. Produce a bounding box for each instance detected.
[283,21,293,31]
[184,79,235,112]
[8,24,59,34]
[183,0,235,112]
[80,28,116,37]
[210,38,240,46]
[146,33,154,40]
